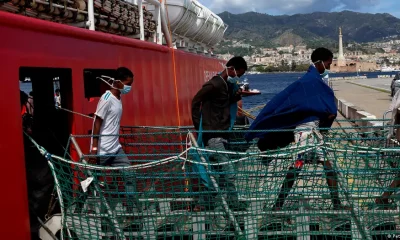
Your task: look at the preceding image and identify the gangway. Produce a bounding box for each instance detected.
[32,119,400,240]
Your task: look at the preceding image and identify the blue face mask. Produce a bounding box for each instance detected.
[227,68,240,83]
[120,84,131,94]
[321,62,330,78]
[313,61,330,78]
[321,70,329,78]
[97,76,132,94]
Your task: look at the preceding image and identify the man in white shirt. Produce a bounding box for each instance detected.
[89,67,140,213]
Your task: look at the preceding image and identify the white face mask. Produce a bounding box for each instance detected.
[96,75,131,94]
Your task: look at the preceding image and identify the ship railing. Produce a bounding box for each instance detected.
[30,120,400,240]
[0,0,172,47]
[86,0,172,47]
[1,0,228,53]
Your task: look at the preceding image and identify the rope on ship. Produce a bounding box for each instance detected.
[238,104,266,120]
[162,0,181,128]
[56,106,94,119]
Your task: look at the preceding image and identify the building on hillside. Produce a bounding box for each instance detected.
[295,45,307,51]
[277,45,294,53]
[217,54,234,60]
[263,48,277,55]
[331,61,378,72]
[346,51,363,57]
[383,47,393,53]
[282,53,293,59]
[243,56,253,62]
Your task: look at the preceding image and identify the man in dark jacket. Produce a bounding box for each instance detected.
[191,56,247,211]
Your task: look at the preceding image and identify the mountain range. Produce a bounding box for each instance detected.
[217,11,400,47]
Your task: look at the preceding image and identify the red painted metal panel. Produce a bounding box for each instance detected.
[0,11,225,237]
[0,61,31,239]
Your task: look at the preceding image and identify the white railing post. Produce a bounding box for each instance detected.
[138,0,145,41]
[142,0,171,47]
[159,0,172,47]
[395,108,400,141]
[154,4,162,44]
[86,0,95,30]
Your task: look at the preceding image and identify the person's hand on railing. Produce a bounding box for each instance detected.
[88,147,98,165]
[328,114,336,120]
[236,88,242,96]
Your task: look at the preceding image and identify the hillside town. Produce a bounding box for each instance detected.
[216,29,400,73]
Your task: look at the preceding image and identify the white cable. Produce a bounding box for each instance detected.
[57,107,94,119]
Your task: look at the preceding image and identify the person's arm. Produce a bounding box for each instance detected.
[228,82,242,103]
[91,117,103,155]
[88,116,102,164]
[89,96,110,163]
[231,88,242,103]
[192,83,214,130]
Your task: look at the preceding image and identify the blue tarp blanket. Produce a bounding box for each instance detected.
[191,115,213,189]
[245,66,337,141]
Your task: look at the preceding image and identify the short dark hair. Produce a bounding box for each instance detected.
[116,67,134,80]
[29,91,33,97]
[226,56,248,71]
[311,48,333,63]
[55,89,60,93]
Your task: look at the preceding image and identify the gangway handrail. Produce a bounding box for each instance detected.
[70,136,125,239]
[187,131,244,237]
[31,125,400,239]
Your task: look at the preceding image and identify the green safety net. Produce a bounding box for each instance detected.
[30,121,400,240]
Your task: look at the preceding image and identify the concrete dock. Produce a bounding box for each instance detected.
[332,78,392,119]
[330,77,395,133]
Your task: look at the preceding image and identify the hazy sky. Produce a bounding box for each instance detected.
[199,0,400,17]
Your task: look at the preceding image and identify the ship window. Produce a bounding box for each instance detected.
[84,69,116,99]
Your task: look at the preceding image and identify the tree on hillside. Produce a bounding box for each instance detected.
[291,62,297,71]
[255,66,265,72]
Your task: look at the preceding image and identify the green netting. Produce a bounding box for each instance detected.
[29,122,400,240]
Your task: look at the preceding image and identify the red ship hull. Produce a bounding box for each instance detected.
[0,11,224,238]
